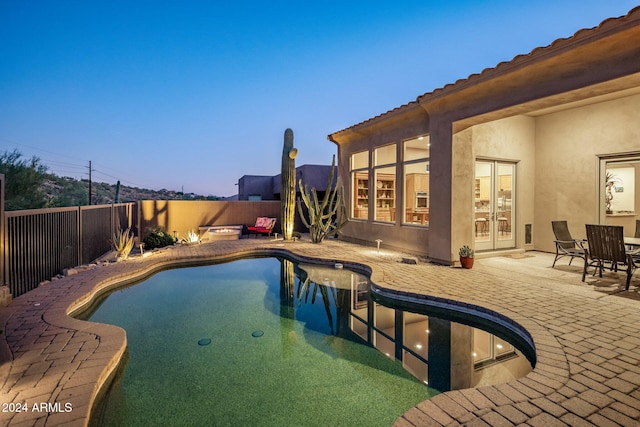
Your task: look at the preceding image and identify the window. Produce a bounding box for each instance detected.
[472,329,516,369]
[402,312,429,383]
[374,144,396,222]
[350,151,369,219]
[403,137,430,226]
[373,303,395,359]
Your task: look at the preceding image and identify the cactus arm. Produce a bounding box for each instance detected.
[297,154,348,243]
[319,156,336,211]
[297,181,313,228]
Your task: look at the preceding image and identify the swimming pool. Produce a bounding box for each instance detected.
[81,257,532,426]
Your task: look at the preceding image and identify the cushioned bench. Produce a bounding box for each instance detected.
[247,217,277,237]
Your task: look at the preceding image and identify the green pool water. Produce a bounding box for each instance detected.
[85,258,438,426]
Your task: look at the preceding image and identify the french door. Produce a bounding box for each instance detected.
[474,161,516,251]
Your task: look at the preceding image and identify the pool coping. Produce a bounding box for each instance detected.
[1,238,639,426]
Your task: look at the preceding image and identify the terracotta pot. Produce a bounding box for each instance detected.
[460,256,474,269]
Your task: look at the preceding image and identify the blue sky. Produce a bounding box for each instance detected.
[1,1,638,197]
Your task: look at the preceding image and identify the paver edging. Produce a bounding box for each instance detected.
[0,240,616,426]
[0,244,378,425]
[365,273,572,425]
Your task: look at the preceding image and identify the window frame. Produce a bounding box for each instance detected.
[402,136,430,227]
[350,150,370,220]
[373,144,397,223]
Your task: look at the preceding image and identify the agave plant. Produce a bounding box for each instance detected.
[181,229,201,245]
[111,228,135,261]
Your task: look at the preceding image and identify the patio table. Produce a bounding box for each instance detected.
[624,236,640,248]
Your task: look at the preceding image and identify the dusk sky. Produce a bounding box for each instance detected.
[1,1,638,197]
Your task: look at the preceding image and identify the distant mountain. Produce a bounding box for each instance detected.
[42,174,221,207]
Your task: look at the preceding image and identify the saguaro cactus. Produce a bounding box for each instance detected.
[297,155,348,244]
[281,128,298,240]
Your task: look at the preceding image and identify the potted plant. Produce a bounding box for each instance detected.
[605,171,619,214]
[459,245,474,269]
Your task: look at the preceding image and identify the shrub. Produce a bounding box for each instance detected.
[142,228,177,250]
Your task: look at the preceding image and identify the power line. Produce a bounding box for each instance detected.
[92,169,119,181]
[89,162,125,176]
[47,169,87,177]
[0,138,87,163]
[91,161,155,188]
[40,159,86,170]
[0,138,173,192]
[93,168,151,189]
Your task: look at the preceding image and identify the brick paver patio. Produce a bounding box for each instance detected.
[1,237,639,426]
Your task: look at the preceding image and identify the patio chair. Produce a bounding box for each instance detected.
[247,217,277,237]
[551,220,586,268]
[628,219,640,257]
[582,224,638,290]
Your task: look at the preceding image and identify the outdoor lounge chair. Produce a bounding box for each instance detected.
[582,224,638,290]
[551,220,586,268]
[247,217,277,237]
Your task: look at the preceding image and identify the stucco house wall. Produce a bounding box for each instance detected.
[534,92,640,252]
[139,200,281,237]
[333,105,431,254]
[237,175,274,200]
[238,164,332,201]
[450,116,536,259]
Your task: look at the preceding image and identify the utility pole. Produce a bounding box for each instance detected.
[115,180,120,203]
[87,160,93,205]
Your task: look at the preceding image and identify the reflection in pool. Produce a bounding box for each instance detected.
[82,257,532,426]
[295,262,533,392]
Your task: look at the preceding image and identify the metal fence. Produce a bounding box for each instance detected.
[3,203,138,298]
[0,198,292,299]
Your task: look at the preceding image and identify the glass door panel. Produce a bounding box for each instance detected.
[475,162,493,250]
[475,161,516,250]
[496,163,515,249]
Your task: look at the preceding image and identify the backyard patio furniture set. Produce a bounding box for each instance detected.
[552,219,640,289]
